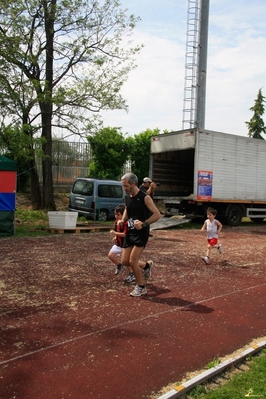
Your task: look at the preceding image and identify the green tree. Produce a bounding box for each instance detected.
[87,127,130,179]
[0,0,142,209]
[246,88,266,139]
[130,128,160,182]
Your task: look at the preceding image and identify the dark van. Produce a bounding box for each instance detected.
[68,178,125,221]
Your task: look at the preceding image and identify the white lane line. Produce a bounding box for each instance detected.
[1,282,266,366]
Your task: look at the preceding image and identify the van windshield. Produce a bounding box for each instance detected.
[73,180,93,196]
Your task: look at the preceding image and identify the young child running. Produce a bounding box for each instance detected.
[108,204,128,275]
[108,204,153,282]
[201,207,223,264]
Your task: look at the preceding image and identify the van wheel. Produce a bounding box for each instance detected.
[99,210,108,222]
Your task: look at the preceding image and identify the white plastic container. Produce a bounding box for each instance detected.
[48,211,78,229]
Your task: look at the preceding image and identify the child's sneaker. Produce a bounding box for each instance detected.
[218,244,223,254]
[144,260,153,280]
[124,273,136,283]
[202,256,209,264]
[115,263,124,275]
[130,285,147,297]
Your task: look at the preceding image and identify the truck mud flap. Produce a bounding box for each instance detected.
[150,216,190,231]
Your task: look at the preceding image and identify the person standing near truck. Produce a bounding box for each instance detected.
[201,207,223,264]
[139,177,157,200]
[119,173,161,297]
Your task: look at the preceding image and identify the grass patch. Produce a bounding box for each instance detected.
[10,209,112,237]
[16,209,49,223]
[15,209,50,237]
[206,357,221,369]
[187,349,266,398]
[15,224,50,237]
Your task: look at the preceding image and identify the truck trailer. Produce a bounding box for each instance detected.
[150,128,266,226]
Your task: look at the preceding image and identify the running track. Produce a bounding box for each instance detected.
[1,227,266,398]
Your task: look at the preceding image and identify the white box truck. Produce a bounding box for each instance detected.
[150,128,266,226]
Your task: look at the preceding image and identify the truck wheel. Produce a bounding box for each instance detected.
[226,205,243,226]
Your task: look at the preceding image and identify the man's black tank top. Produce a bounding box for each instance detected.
[125,190,150,236]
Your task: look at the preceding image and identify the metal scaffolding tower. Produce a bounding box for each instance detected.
[182,0,209,130]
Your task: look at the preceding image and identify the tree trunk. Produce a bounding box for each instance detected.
[42,111,56,210]
[22,108,43,210]
[41,0,56,210]
[28,159,43,209]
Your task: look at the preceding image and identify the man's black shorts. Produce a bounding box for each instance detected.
[123,233,149,248]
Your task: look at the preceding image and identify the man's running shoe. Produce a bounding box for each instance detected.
[144,260,153,280]
[217,244,223,254]
[124,273,136,283]
[202,256,209,264]
[115,263,124,275]
[130,285,147,297]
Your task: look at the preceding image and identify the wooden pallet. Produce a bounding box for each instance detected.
[48,225,110,234]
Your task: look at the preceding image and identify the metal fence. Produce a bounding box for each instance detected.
[36,140,131,188]
[36,141,92,187]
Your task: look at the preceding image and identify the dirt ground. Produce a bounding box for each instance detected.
[1,196,266,398]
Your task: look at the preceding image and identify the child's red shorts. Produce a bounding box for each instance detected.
[208,238,218,246]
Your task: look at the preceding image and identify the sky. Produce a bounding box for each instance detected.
[101,0,266,138]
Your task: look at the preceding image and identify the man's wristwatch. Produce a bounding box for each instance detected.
[142,221,149,228]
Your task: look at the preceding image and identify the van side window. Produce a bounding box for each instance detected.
[110,185,123,198]
[97,184,123,198]
[73,180,93,196]
[98,184,109,197]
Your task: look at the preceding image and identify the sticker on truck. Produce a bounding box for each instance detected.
[197,170,213,200]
